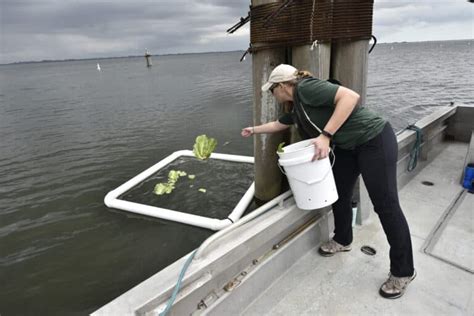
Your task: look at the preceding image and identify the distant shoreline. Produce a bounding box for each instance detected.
[2,39,472,66]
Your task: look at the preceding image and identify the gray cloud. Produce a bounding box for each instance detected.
[374,0,473,26]
[373,0,473,42]
[1,0,472,64]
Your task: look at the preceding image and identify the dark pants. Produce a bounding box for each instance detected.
[331,122,414,277]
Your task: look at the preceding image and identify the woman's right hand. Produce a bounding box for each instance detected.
[241,127,254,137]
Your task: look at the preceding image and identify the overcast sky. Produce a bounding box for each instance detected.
[1,0,473,64]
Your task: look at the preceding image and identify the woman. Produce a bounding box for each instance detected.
[241,64,415,299]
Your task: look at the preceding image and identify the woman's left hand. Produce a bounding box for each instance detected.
[310,135,330,161]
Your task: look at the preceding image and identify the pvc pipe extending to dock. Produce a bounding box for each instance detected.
[194,190,293,260]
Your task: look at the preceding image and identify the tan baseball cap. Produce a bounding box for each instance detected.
[261,64,298,92]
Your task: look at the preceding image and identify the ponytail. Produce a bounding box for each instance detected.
[295,70,313,79]
[284,70,313,86]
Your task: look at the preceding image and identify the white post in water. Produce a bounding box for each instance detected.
[252,0,289,204]
[145,49,152,67]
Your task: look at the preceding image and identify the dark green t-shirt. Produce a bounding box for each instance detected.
[278,78,386,149]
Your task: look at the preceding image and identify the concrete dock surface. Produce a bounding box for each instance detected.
[243,141,473,316]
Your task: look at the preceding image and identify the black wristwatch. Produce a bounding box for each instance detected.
[321,130,333,140]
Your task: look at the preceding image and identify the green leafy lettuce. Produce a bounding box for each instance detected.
[277,142,286,153]
[193,135,217,160]
[168,170,186,182]
[153,170,187,196]
[153,183,174,195]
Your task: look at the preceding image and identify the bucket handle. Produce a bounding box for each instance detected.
[278,150,336,185]
[277,162,287,176]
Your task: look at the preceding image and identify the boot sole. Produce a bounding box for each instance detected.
[318,247,352,257]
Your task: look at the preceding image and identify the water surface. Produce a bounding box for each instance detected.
[0,40,472,315]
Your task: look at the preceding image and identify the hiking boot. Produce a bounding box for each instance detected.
[379,270,417,299]
[318,239,352,257]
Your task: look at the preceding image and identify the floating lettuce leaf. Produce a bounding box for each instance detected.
[168,170,186,182]
[154,183,174,195]
[168,170,187,183]
[198,188,207,193]
[277,142,286,153]
[193,135,217,160]
[153,170,187,196]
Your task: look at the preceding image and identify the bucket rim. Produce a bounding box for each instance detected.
[278,139,314,156]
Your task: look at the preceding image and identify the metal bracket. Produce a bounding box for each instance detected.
[223,271,248,292]
[196,291,219,311]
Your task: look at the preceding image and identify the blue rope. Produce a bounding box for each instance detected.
[406,125,422,172]
[159,249,198,316]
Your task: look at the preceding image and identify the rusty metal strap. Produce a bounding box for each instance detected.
[250,0,373,50]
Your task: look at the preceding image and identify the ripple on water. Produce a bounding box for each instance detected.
[0,211,91,238]
[0,244,64,267]
[0,44,472,315]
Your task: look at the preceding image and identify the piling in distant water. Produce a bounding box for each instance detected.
[145,49,152,67]
[249,0,374,204]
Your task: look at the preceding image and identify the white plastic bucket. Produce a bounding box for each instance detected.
[277,139,338,210]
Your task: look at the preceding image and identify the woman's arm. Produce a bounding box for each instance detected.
[241,120,290,137]
[311,86,360,160]
[323,86,360,135]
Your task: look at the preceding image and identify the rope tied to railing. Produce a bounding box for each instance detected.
[406,125,423,172]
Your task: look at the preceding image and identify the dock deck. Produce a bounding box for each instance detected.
[243,140,473,315]
[93,105,473,316]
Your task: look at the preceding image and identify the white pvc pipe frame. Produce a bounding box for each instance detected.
[104,150,255,231]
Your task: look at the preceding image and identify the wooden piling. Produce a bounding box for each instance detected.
[291,43,332,143]
[330,39,370,224]
[252,0,289,203]
[330,40,369,105]
[292,43,331,79]
[145,49,152,67]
